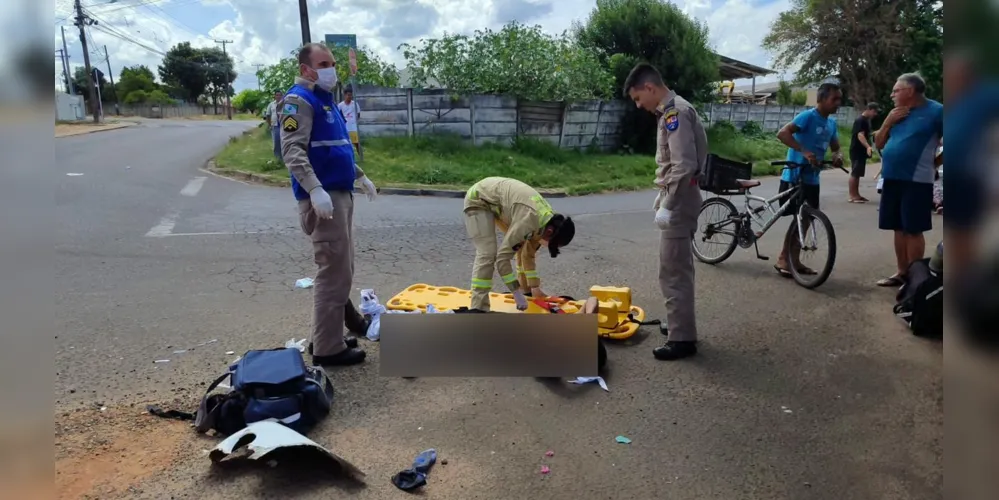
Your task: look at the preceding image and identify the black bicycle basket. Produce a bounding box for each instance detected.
[699,154,753,194]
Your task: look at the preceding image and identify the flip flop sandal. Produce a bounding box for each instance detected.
[795,267,818,275]
[849,199,867,203]
[774,265,793,278]
[877,275,905,287]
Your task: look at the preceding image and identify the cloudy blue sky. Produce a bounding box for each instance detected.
[53,0,792,94]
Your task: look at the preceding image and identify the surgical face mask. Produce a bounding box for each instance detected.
[314,67,338,91]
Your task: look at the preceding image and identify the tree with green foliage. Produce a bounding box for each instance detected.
[762,0,942,109]
[257,44,400,95]
[232,89,268,114]
[571,0,719,154]
[399,21,614,101]
[775,80,793,105]
[116,65,158,98]
[200,46,237,113]
[72,65,111,106]
[158,42,207,103]
[572,0,719,102]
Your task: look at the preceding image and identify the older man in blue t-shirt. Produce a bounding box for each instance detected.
[774,82,844,277]
[874,73,944,287]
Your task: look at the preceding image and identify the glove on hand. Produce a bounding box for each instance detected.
[512,290,529,311]
[655,206,672,230]
[359,175,378,201]
[309,187,335,219]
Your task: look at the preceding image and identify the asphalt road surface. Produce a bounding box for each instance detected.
[55,120,942,500]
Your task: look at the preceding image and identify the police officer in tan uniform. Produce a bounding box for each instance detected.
[624,63,706,361]
[280,43,379,366]
[463,177,575,312]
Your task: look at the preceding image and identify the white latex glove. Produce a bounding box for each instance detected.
[309,187,335,219]
[512,290,529,311]
[359,175,378,201]
[653,190,664,210]
[655,206,672,230]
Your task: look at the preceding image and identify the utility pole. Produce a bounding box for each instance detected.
[214,39,234,120]
[253,63,265,89]
[298,0,311,46]
[74,0,100,123]
[60,26,75,95]
[55,50,72,94]
[103,45,120,115]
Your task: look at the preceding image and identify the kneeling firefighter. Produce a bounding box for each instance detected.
[463,177,575,312]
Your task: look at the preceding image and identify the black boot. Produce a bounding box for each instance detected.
[345,298,370,335]
[308,336,357,355]
[653,341,697,361]
[313,347,366,366]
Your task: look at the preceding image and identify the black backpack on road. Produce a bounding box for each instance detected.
[893,258,943,338]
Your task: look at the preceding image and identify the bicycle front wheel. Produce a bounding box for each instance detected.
[693,197,739,264]
[786,206,837,289]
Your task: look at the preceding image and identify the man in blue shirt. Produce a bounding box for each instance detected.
[874,73,944,287]
[774,82,844,277]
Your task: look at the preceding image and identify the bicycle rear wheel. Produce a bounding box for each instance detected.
[693,197,739,264]
[786,206,837,289]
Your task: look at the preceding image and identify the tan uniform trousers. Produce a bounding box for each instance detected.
[298,190,354,356]
[464,208,499,312]
[659,230,698,342]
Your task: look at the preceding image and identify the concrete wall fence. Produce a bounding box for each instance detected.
[118,103,232,119]
[353,84,861,151]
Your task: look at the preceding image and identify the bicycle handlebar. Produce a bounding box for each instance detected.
[770,160,849,174]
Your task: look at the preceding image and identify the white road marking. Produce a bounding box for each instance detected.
[180,176,207,197]
[145,211,179,237]
[66,173,84,176]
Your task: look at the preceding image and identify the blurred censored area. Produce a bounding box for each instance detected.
[946,1,999,500]
[0,0,57,497]
[379,314,599,378]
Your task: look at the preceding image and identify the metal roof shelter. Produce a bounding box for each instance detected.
[717,54,774,81]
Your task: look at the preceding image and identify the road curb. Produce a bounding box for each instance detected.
[204,160,571,198]
[54,122,134,138]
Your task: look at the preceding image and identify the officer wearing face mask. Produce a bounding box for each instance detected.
[279,42,378,366]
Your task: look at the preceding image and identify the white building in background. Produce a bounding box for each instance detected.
[56,92,86,121]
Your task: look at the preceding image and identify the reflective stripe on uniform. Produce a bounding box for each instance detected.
[471,278,492,289]
[523,270,539,279]
[501,272,518,284]
[311,139,351,147]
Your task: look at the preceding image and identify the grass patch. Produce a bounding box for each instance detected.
[213,121,869,195]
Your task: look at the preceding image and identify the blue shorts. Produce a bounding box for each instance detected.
[878,179,933,234]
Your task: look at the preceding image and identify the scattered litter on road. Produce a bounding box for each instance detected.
[569,376,609,391]
[540,465,551,475]
[359,289,385,341]
[615,435,632,444]
[225,351,235,355]
[154,359,170,364]
[545,450,554,457]
[781,406,793,414]
[285,338,307,352]
[391,448,437,492]
[147,405,196,421]
[66,173,84,176]
[295,278,314,289]
[209,421,365,479]
[196,339,219,347]
[173,349,188,354]
[100,406,107,412]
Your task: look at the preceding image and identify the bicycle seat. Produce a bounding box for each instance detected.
[736,179,761,189]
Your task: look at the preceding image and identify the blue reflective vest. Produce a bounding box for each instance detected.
[285,84,356,200]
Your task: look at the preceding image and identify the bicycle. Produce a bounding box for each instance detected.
[692,160,847,289]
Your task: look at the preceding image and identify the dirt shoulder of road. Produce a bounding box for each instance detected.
[55,400,204,499]
[56,121,134,138]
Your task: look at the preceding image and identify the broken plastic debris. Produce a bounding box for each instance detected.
[285,338,308,352]
[154,359,170,363]
[358,289,385,341]
[569,376,609,391]
[225,351,235,355]
[615,435,632,444]
[295,278,314,289]
[781,406,793,414]
[540,465,551,475]
[545,450,554,457]
[172,349,188,354]
[209,421,365,479]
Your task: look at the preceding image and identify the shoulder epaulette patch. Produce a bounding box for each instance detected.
[664,109,680,132]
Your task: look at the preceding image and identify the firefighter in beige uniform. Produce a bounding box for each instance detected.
[624,63,705,360]
[463,177,575,312]
[280,43,378,366]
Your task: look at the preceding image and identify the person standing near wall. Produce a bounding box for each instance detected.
[848,102,879,203]
[623,62,705,361]
[338,87,362,155]
[264,91,284,162]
